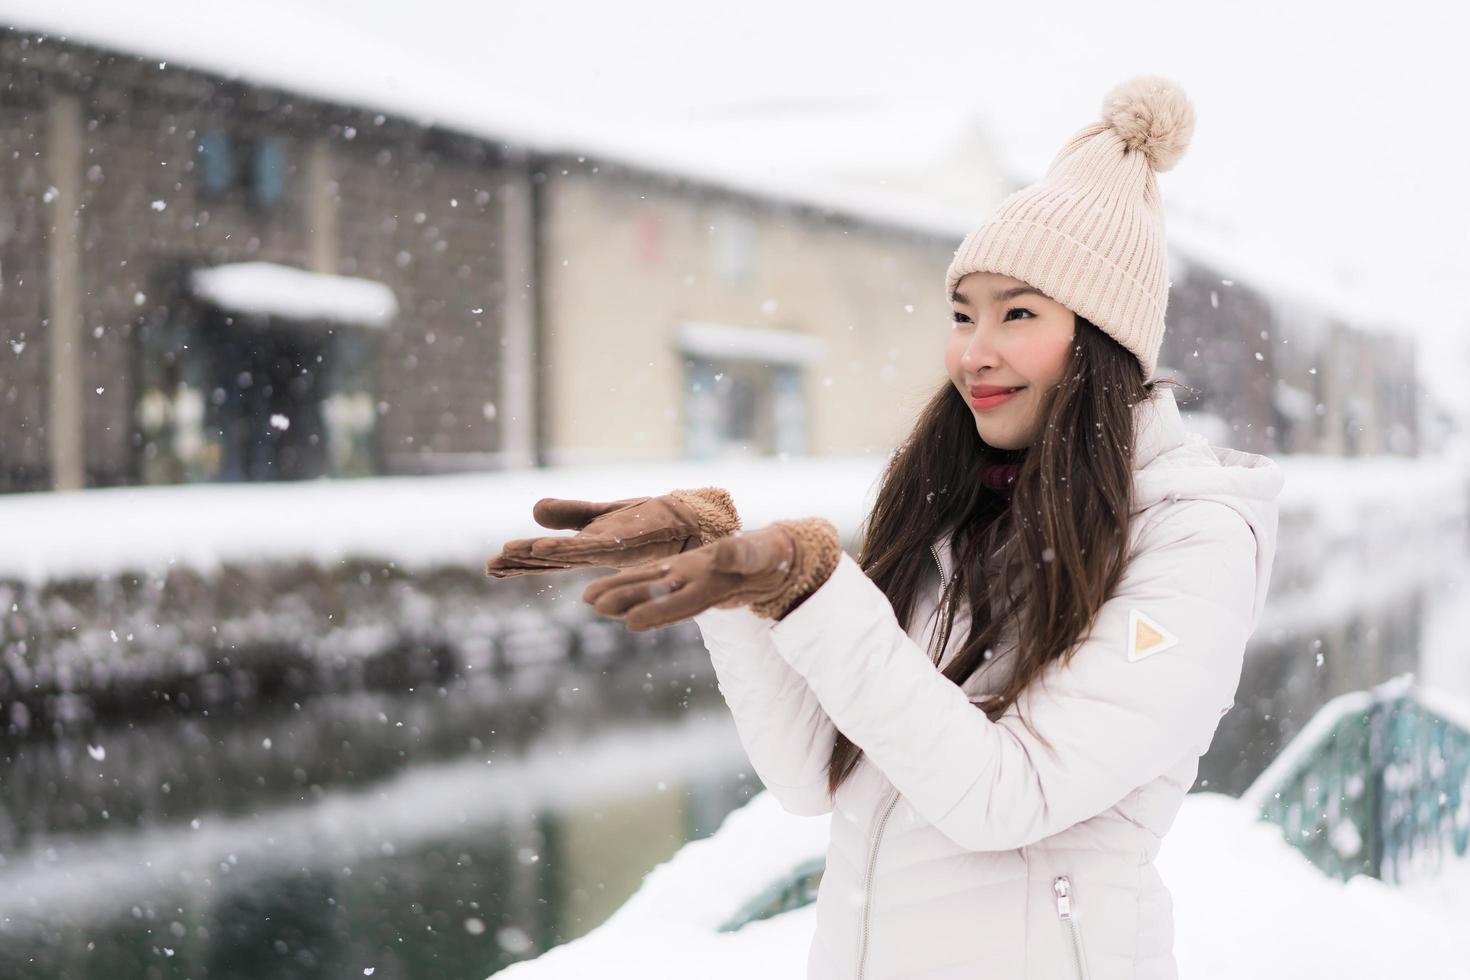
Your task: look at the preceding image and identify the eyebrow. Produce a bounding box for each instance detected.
[951,286,1047,305]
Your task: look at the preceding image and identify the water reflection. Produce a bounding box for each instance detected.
[0,648,755,979]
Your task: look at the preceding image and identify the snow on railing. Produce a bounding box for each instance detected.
[1242,673,1470,885]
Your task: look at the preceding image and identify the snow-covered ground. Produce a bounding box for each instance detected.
[494,786,1470,980]
[1,440,1466,587]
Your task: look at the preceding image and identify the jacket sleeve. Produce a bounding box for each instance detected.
[764,500,1262,851]
[692,604,837,816]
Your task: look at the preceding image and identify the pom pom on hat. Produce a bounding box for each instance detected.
[1100,74,1196,173]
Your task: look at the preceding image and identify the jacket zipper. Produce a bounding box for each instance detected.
[853,542,950,978]
[855,788,901,979]
[930,539,951,641]
[1053,875,1092,980]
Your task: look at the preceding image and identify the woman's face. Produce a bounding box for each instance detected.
[945,271,1077,450]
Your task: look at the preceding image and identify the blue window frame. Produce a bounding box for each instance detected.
[196,130,236,196]
[196,130,288,209]
[251,137,288,208]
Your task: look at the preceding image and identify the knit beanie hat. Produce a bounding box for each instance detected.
[944,75,1196,381]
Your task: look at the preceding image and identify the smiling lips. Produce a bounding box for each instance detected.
[969,384,1025,410]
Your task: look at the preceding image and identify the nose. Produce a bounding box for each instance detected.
[959,320,1001,374]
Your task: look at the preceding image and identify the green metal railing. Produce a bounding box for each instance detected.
[717,857,826,933]
[1241,673,1470,884]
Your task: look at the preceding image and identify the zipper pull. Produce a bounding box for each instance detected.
[1053,875,1072,918]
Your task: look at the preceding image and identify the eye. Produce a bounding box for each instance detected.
[950,308,1035,324]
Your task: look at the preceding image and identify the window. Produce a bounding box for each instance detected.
[251,137,288,208]
[677,322,821,460]
[196,129,289,209]
[196,130,237,196]
[713,211,756,285]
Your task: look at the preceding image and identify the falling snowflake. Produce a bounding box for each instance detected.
[496,926,532,955]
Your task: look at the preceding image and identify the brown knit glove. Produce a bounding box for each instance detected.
[581,517,842,631]
[485,487,740,578]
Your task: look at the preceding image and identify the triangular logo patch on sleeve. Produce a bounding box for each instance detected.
[1127,608,1179,662]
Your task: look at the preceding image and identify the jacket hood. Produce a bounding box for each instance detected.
[940,385,1285,631]
[1131,385,1284,630]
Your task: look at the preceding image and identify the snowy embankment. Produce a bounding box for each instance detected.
[492,784,1470,980]
[1,446,1464,728]
[1,443,1466,586]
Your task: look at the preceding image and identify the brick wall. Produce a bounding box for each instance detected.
[0,30,514,490]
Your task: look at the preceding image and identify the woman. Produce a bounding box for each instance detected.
[486,75,1283,980]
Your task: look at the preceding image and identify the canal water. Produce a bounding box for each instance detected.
[2,514,1467,979]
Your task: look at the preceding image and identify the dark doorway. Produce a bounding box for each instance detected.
[208,312,330,482]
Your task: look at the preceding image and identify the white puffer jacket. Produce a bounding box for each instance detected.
[694,386,1283,979]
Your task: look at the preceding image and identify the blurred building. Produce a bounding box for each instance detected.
[0,26,1427,494]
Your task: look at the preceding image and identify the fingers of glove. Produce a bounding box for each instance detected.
[499,536,557,558]
[581,563,667,606]
[491,538,586,566]
[624,579,726,631]
[532,496,650,530]
[586,575,676,618]
[485,554,578,577]
[564,539,685,570]
[487,563,553,579]
[531,525,682,560]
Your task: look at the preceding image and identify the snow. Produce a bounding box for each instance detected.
[189,262,398,328]
[0,456,875,586]
[492,785,1470,980]
[0,443,1465,587]
[676,321,828,365]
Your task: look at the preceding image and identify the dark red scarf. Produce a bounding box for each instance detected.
[979,460,1023,498]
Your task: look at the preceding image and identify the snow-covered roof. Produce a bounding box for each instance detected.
[0,2,975,243]
[676,321,827,366]
[189,262,398,328]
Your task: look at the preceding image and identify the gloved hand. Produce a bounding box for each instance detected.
[485,487,740,578]
[580,517,841,631]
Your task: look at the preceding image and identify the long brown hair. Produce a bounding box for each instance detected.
[826,314,1190,798]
